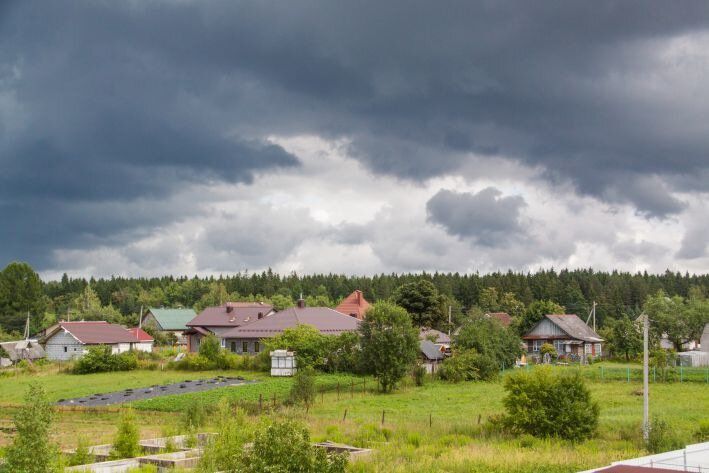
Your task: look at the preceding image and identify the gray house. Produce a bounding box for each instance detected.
[701,323,709,352]
[522,314,604,359]
[42,321,143,361]
[0,339,45,367]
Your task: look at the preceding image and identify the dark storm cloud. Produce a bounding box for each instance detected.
[1,0,708,268]
[426,188,527,246]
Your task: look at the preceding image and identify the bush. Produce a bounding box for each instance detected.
[180,397,207,430]
[647,418,684,453]
[198,402,252,473]
[412,363,427,386]
[540,343,557,361]
[695,420,709,442]
[455,314,523,369]
[438,350,498,382]
[290,366,316,407]
[170,354,215,371]
[501,367,599,441]
[73,346,138,374]
[68,437,93,467]
[264,325,332,370]
[199,334,222,362]
[2,384,57,472]
[236,419,347,473]
[111,408,140,459]
[326,331,362,374]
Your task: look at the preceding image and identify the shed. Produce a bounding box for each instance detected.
[677,350,709,367]
[270,350,296,376]
[141,308,197,344]
[126,327,155,352]
[420,340,445,374]
[42,321,142,361]
[0,339,46,365]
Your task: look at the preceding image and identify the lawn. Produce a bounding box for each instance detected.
[1,367,707,472]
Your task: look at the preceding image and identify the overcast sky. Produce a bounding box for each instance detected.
[1,1,708,279]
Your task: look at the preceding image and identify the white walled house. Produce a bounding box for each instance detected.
[42,321,146,361]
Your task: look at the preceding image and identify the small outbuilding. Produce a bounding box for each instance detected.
[270,350,296,376]
[419,339,446,374]
[0,339,45,366]
[127,327,155,352]
[141,308,197,345]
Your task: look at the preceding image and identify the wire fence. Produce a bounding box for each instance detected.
[501,363,709,384]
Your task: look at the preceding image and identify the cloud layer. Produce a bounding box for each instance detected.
[1,1,708,276]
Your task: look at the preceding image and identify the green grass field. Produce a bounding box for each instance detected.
[0,366,707,472]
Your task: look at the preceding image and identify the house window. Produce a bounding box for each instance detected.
[230,342,236,353]
[242,341,248,353]
[63,346,67,353]
[532,340,541,352]
[553,340,565,353]
[594,343,602,356]
[254,342,260,353]
[584,344,592,355]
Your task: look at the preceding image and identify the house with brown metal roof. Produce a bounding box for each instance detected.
[335,290,371,320]
[184,302,274,352]
[41,321,144,361]
[221,299,360,355]
[522,314,604,360]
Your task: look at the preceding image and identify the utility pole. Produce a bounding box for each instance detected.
[592,301,597,332]
[642,312,649,442]
[24,311,30,340]
[139,305,144,328]
[448,305,452,337]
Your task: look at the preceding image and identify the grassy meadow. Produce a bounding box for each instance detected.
[0,365,707,472]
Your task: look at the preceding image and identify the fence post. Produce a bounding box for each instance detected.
[601,366,604,382]
[680,366,683,383]
[259,394,263,414]
[429,413,432,428]
[342,408,348,421]
[653,366,656,383]
[337,382,340,400]
[381,410,385,426]
[351,380,354,399]
[626,367,630,383]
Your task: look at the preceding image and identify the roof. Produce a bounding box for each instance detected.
[0,340,45,361]
[335,290,371,320]
[419,328,451,344]
[45,321,140,344]
[420,340,445,361]
[145,308,197,331]
[486,312,512,327]
[594,466,687,473]
[187,302,274,328]
[221,306,360,339]
[127,327,154,342]
[524,314,604,343]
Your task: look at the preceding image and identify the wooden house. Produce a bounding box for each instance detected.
[141,308,197,344]
[522,314,604,360]
[41,321,146,361]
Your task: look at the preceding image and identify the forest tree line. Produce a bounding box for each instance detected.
[1,261,708,354]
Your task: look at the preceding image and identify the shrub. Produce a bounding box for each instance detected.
[170,354,215,371]
[696,420,709,442]
[111,408,140,459]
[68,437,93,467]
[501,367,599,441]
[290,366,316,407]
[412,363,427,386]
[180,397,207,430]
[2,383,57,473]
[73,346,138,374]
[198,402,252,473]
[264,324,332,370]
[540,343,557,361]
[647,418,684,453]
[236,419,347,473]
[199,334,222,362]
[438,350,498,382]
[326,331,362,374]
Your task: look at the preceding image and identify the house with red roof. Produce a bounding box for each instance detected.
[335,290,370,320]
[184,302,275,352]
[221,299,361,354]
[41,321,146,361]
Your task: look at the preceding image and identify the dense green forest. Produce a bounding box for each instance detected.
[1,261,708,340]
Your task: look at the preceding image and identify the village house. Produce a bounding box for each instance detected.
[419,328,451,353]
[335,290,371,319]
[184,302,274,352]
[0,339,45,367]
[41,321,150,361]
[140,307,197,344]
[522,314,604,360]
[221,299,360,355]
[486,312,512,327]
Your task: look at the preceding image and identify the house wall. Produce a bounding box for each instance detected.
[702,326,709,352]
[223,338,263,355]
[132,342,154,352]
[528,319,567,337]
[44,331,84,361]
[142,313,163,331]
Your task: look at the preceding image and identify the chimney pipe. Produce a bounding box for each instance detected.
[226,305,233,314]
[297,298,306,309]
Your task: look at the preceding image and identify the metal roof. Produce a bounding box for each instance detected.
[335,290,370,320]
[187,303,273,328]
[145,308,197,331]
[526,314,604,343]
[420,340,445,361]
[221,306,360,339]
[47,321,140,344]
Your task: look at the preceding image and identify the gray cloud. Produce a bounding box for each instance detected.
[426,188,527,246]
[2,0,709,270]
